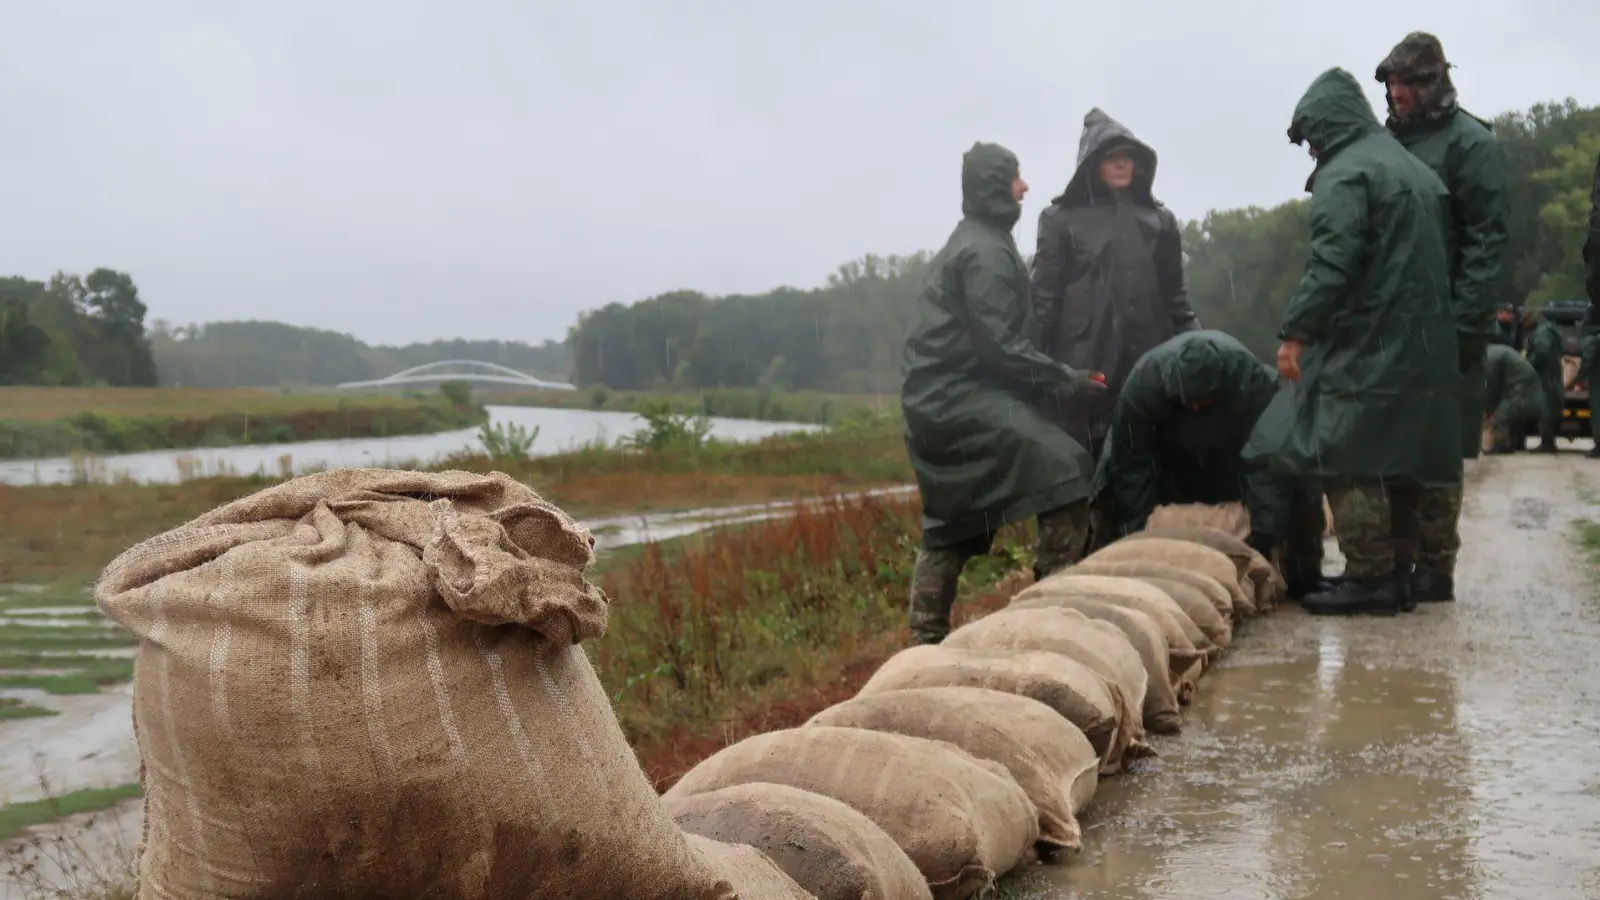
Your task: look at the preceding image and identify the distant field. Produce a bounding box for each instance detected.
[0,387,487,459]
[0,387,428,422]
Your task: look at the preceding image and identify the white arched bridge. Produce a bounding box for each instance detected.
[336,360,577,391]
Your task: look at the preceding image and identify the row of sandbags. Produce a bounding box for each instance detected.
[93,469,1276,900]
[655,508,1287,899]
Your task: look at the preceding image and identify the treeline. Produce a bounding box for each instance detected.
[571,97,1600,383]
[0,270,158,387]
[150,321,572,389]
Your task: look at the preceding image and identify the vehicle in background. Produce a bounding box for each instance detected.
[1540,298,1593,440]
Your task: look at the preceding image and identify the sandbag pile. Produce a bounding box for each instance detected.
[100,472,1288,900]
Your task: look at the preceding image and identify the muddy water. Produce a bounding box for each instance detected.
[1006,452,1600,899]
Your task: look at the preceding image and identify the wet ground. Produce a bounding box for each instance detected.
[1005,449,1600,899]
[5,453,1599,897]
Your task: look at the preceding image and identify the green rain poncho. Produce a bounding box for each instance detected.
[1246,69,1461,489]
[901,142,1099,549]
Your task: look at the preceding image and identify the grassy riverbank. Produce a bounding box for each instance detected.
[478,385,895,426]
[0,386,487,459]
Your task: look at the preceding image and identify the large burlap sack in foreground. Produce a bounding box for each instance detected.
[664,726,1038,900]
[807,688,1101,850]
[1146,502,1251,539]
[1066,560,1234,623]
[685,834,819,899]
[857,645,1129,769]
[1087,538,1255,617]
[1003,596,1183,734]
[1014,575,1215,662]
[667,783,932,900]
[95,468,735,900]
[1127,525,1286,611]
[942,611,1149,769]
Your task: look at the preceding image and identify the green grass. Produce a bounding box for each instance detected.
[0,585,137,693]
[1576,518,1600,562]
[0,783,143,842]
[0,697,56,720]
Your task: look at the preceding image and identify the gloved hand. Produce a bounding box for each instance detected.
[1457,332,1488,373]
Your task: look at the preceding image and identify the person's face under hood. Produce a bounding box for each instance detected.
[1376,31,1459,122]
[961,142,1024,229]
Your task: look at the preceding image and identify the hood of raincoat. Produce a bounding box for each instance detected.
[1053,108,1158,207]
[1375,31,1459,124]
[961,141,1023,230]
[1160,334,1229,406]
[1288,68,1382,190]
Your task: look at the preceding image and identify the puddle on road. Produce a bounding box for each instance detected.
[1003,453,1600,900]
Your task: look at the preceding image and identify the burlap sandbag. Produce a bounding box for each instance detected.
[668,783,932,900]
[942,611,1149,771]
[1139,577,1231,650]
[1146,502,1250,539]
[685,834,821,899]
[998,596,1183,734]
[1127,525,1286,611]
[1016,574,1217,661]
[664,726,1038,900]
[1086,537,1255,618]
[95,468,735,900]
[808,688,1100,851]
[1066,559,1234,624]
[857,645,1128,769]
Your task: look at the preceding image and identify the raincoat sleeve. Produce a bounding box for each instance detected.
[1586,152,1600,306]
[1029,206,1071,351]
[1449,133,1509,337]
[1279,169,1369,344]
[1101,394,1162,535]
[965,239,1086,396]
[1156,208,1201,333]
[1577,335,1599,385]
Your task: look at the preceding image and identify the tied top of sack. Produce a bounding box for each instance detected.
[95,468,609,645]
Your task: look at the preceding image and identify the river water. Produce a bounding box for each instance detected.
[0,405,822,486]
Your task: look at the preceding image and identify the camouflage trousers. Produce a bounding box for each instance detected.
[907,501,1092,646]
[1327,481,1461,581]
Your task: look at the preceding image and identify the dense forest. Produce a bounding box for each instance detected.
[0,269,158,387]
[570,98,1600,388]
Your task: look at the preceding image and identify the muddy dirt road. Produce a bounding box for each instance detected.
[1006,450,1600,899]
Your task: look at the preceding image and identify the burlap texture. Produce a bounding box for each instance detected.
[942,611,1150,773]
[1087,537,1255,617]
[1002,596,1184,734]
[857,646,1125,768]
[667,783,932,900]
[807,688,1101,850]
[1128,525,1286,611]
[95,468,728,900]
[685,834,819,899]
[663,726,1039,900]
[1065,560,1234,623]
[1017,575,1215,660]
[1147,502,1251,539]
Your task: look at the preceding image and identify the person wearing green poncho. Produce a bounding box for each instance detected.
[1482,343,1545,454]
[1265,68,1459,617]
[900,141,1105,645]
[1377,32,1509,603]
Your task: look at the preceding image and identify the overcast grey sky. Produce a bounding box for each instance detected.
[1,2,1597,346]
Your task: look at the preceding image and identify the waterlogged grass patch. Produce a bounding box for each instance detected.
[0,697,56,720]
[0,783,143,842]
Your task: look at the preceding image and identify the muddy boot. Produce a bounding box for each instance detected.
[1302,575,1402,617]
[1410,567,1454,604]
[907,548,967,646]
[1537,420,1558,453]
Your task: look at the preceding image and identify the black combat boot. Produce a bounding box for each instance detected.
[1537,420,1558,453]
[1410,567,1454,603]
[1302,574,1402,617]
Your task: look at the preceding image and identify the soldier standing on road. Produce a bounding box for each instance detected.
[1377,31,1508,604]
[1029,108,1201,461]
[900,141,1107,646]
[1268,68,1459,617]
[1483,343,1546,454]
[1565,331,1600,459]
[1524,309,1566,453]
[1096,329,1328,599]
